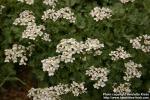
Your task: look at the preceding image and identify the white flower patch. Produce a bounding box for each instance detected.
[120,0,135,4]
[42,38,104,76]
[28,83,70,100]
[84,38,104,52]
[41,56,60,76]
[22,23,51,42]
[56,38,104,63]
[42,7,76,23]
[56,38,84,63]
[70,81,87,96]
[43,0,58,8]
[13,10,51,42]
[90,7,112,21]
[123,60,142,81]
[4,44,33,65]
[113,83,131,93]
[17,0,34,5]
[130,34,150,53]
[86,66,109,89]
[109,46,131,61]
[13,10,35,26]
[28,81,86,100]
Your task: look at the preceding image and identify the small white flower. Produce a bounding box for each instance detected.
[13,10,35,26]
[28,81,87,100]
[109,46,131,61]
[90,7,112,21]
[28,83,70,100]
[22,23,51,41]
[113,83,131,93]
[4,44,33,65]
[42,7,76,23]
[70,81,87,96]
[18,0,34,5]
[86,66,109,89]
[123,60,142,81]
[120,0,135,4]
[43,0,58,8]
[130,34,150,53]
[41,56,60,76]
[42,38,104,76]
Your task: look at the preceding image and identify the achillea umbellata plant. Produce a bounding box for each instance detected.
[0,0,150,99]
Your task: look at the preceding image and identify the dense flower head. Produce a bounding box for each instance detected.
[113,83,131,93]
[109,46,131,61]
[43,0,58,7]
[123,60,142,81]
[4,44,33,65]
[41,56,61,76]
[28,83,70,100]
[28,81,86,100]
[13,10,35,26]
[130,34,150,52]
[22,23,51,41]
[86,66,109,89]
[42,7,76,23]
[41,38,104,76]
[120,0,135,4]
[90,7,112,21]
[17,0,34,5]
[70,81,87,96]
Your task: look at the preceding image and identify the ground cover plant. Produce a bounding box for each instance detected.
[0,0,150,100]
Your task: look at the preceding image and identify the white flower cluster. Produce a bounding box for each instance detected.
[17,0,34,5]
[4,44,33,65]
[90,7,112,21]
[0,5,5,14]
[56,38,84,63]
[28,81,86,100]
[70,81,87,96]
[42,38,104,76]
[57,38,104,63]
[42,7,76,23]
[13,10,35,26]
[43,0,58,8]
[13,10,51,42]
[120,0,135,4]
[41,56,60,76]
[85,66,109,89]
[123,60,142,81]
[130,34,150,53]
[22,23,51,41]
[113,83,131,93]
[109,46,131,61]
[28,83,69,100]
